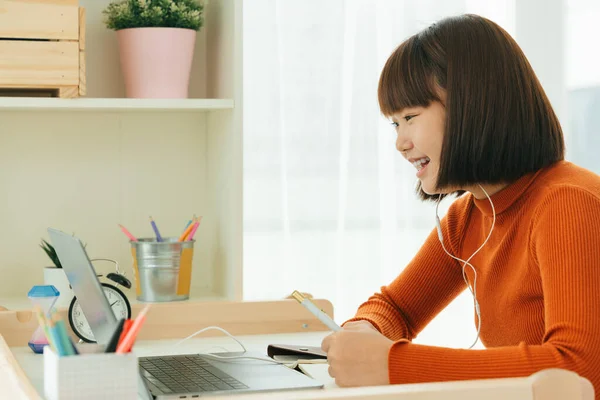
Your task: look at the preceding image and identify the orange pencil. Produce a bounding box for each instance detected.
[116,305,151,354]
[177,218,196,242]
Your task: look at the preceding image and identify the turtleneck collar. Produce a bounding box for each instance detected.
[471,165,554,217]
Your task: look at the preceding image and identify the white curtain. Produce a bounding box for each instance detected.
[566,0,600,170]
[243,0,598,349]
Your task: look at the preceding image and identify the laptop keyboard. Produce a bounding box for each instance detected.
[139,355,249,394]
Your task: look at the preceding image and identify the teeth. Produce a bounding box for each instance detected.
[411,157,430,170]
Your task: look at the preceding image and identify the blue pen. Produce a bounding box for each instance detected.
[149,216,163,242]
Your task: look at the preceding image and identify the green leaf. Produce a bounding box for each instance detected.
[103,0,205,31]
[40,239,62,269]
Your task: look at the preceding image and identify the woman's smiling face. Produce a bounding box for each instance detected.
[391,100,446,195]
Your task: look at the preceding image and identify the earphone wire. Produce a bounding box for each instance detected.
[435,184,496,349]
[170,189,496,357]
[173,326,289,365]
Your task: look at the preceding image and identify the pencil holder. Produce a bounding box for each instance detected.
[130,237,195,302]
[43,346,138,400]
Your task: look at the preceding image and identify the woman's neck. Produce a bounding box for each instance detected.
[468,183,509,200]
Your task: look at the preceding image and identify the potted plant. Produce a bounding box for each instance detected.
[103,0,205,98]
[40,239,73,308]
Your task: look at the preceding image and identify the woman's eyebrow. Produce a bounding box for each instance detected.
[402,107,421,114]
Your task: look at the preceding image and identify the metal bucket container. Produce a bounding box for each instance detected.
[130,237,195,302]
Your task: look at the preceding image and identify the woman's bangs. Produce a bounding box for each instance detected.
[378,37,439,117]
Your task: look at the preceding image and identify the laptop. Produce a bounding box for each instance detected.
[48,228,324,399]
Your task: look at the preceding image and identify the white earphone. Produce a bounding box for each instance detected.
[435,185,496,349]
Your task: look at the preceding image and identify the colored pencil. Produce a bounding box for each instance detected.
[116,305,151,354]
[149,216,163,242]
[47,321,67,356]
[118,224,138,242]
[53,315,75,356]
[177,218,196,242]
[186,216,202,241]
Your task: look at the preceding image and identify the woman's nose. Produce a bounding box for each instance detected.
[396,134,413,153]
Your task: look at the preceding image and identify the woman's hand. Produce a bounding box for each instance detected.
[321,322,393,387]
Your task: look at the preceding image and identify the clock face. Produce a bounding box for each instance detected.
[69,284,131,343]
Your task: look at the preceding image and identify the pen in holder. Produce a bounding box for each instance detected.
[43,344,138,400]
[130,237,195,302]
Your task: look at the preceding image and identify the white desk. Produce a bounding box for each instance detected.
[1,299,595,400]
[12,331,335,398]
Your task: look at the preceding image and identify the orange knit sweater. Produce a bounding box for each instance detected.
[347,161,600,395]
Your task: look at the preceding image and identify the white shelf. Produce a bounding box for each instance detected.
[0,0,243,302]
[0,97,234,112]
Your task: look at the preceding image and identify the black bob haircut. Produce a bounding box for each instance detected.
[378,14,565,201]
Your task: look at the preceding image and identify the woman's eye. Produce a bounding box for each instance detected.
[404,114,416,122]
[390,121,399,128]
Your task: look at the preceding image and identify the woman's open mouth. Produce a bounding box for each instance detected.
[411,157,430,177]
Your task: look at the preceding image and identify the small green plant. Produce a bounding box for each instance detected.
[103,0,205,31]
[40,239,62,269]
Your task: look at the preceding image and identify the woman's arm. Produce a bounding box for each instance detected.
[383,187,600,389]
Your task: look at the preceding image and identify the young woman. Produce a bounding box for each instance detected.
[321,14,600,394]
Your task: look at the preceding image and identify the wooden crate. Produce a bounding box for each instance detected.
[0,0,86,98]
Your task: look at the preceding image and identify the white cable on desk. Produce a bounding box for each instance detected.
[171,293,338,366]
[173,326,288,365]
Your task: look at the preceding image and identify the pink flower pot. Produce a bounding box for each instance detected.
[117,28,197,98]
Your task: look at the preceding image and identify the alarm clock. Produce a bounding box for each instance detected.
[68,272,132,343]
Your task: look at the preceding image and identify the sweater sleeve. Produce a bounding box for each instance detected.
[385,187,600,388]
[344,200,469,341]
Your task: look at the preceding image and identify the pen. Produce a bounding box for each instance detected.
[116,305,151,354]
[117,319,133,349]
[149,216,163,242]
[118,224,138,242]
[178,218,196,242]
[47,321,67,356]
[186,216,202,241]
[291,291,342,332]
[53,316,75,356]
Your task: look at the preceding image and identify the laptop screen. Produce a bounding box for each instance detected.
[47,228,118,345]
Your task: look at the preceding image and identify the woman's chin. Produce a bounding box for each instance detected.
[419,181,437,195]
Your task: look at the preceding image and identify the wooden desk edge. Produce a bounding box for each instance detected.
[0,334,42,400]
[0,298,336,346]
